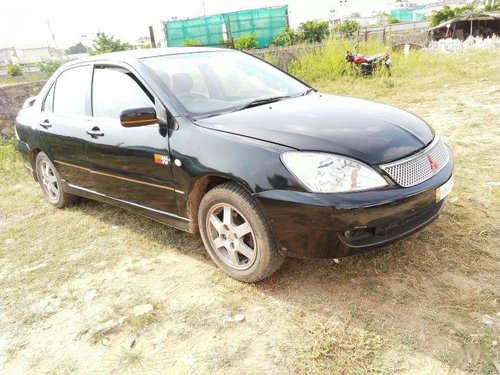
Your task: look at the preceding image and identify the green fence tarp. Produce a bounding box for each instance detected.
[165,15,224,47]
[390,6,426,22]
[164,6,288,48]
[224,6,288,48]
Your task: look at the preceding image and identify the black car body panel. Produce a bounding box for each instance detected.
[254,149,453,258]
[197,93,434,165]
[14,48,453,260]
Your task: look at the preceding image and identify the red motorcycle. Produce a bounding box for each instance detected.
[345,51,392,76]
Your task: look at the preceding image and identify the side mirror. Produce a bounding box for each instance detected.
[120,107,158,128]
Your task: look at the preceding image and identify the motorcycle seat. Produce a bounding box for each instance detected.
[364,53,385,63]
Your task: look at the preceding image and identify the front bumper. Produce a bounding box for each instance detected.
[254,149,453,259]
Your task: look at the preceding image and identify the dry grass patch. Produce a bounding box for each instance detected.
[286,316,396,374]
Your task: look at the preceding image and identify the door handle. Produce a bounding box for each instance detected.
[39,119,52,129]
[86,126,104,137]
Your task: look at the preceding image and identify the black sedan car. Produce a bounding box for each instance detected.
[15,48,453,282]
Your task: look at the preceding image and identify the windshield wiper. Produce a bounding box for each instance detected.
[232,96,291,112]
[302,88,317,96]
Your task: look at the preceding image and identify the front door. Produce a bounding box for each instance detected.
[85,65,178,215]
[37,65,93,189]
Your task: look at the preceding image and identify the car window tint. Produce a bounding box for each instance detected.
[92,68,153,119]
[53,66,88,116]
[209,59,282,98]
[154,63,209,97]
[42,83,55,112]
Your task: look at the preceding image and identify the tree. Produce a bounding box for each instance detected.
[429,3,477,27]
[484,2,500,11]
[91,32,131,55]
[6,64,23,77]
[430,6,456,27]
[333,20,360,39]
[234,33,258,50]
[65,42,88,55]
[299,20,330,43]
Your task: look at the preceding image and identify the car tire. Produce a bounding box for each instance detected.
[198,182,285,283]
[35,152,76,208]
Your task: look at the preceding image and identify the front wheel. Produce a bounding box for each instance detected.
[198,182,285,282]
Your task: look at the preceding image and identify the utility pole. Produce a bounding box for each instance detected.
[46,20,58,49]
[149,26,156,48]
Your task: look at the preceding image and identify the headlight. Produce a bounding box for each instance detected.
[281,152,387,193]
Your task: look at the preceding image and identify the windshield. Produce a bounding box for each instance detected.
[142,51,309,117]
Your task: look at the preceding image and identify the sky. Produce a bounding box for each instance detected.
[0,0,396,49]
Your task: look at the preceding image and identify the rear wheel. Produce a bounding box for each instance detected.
[35,152,76,208]
[198,182,285,282]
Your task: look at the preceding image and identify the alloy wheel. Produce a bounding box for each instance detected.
[206,203,257,270]
[39,160,60,202]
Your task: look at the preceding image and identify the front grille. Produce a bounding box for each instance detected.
[379,136,449,187]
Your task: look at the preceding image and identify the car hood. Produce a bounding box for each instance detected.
[196,93,434,165]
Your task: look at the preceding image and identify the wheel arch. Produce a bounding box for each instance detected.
[30,147,42,182]
[186,174,254,234]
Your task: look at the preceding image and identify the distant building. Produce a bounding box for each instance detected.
[0,47,16,66]
[0,45,63,66]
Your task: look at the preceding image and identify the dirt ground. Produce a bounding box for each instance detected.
[1,60,499,374]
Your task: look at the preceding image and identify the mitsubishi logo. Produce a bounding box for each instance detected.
[428,155,439,172]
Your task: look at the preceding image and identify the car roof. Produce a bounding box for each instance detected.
[64,47,233,67]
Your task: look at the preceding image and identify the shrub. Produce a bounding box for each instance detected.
[38,61,62,75]
[262,53,280,66]
[6,64,23,77]
[184,38,201,47]
[219,39,232,48]
[388,16,400,24]
[375,12,400,25]
[234,33,258,50]
[271,27,304,47]
[333,20,360,39]
[299,20,330,43]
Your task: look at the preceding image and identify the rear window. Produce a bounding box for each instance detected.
[53,66,88,116]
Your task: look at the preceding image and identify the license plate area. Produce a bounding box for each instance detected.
[436,176,453,202]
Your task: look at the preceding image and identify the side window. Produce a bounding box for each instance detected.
[53,66,88,116]
[42,83,55,112]
[92,68,153,119]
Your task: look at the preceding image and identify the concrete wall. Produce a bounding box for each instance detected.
[0,81,46,137]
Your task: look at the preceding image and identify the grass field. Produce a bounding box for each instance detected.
[0,71,50,86]
[0,46,499,374]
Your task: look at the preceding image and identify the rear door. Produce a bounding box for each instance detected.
[37,65,93,189]
[85,64,178,214]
